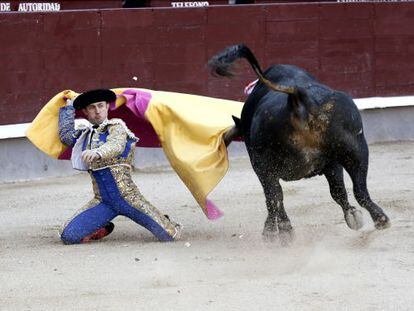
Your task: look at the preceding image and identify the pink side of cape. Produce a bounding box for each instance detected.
[206,199,224,220]
[121,88,152,118]
[109,89,161,147]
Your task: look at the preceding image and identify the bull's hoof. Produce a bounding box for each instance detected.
[262,219,277,242]
[345,209,364,230]
[374,214,391,230]
[278,222,294,246]
[262,230,278,242]
[279,229,295,247]
[262,221,294,245]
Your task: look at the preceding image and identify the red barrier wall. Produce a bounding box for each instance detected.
[1,2,414,125]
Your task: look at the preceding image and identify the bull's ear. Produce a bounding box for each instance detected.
[232,115,241,128]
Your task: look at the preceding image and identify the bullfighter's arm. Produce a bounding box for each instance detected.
[58,105,79,147]
[94,124,127,160]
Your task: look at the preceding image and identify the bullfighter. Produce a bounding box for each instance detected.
[58,88,181,244]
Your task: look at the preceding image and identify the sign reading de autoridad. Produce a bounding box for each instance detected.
[0,2,11,11]
[0,2,61,12]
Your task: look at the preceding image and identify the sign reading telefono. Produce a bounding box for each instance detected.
[0,2,60,12]
[171,1,209,7]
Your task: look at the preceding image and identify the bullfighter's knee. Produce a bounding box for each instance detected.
[60,228,82,245]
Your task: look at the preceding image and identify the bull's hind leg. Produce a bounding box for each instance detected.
[257,172,294,245]
[324,163,363,230]
[342,137,390,229]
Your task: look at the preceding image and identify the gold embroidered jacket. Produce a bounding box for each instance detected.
[59,106,139,170]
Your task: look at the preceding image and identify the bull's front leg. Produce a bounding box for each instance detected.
[342,138,390,229]
[259,175,294,245]
[324,163,364,230]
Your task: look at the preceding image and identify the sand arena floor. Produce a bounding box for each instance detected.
[1,141,414,311]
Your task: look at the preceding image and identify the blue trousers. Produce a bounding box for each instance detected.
[60,167,175,244]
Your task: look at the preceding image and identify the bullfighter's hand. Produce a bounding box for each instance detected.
[65,98,73,106]
[82,150,101,164]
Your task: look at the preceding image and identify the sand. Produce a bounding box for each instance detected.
[1,141,413,311]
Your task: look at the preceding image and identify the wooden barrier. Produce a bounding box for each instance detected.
[0,2,413,125]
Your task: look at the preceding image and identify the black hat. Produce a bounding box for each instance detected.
[73,89,116,110]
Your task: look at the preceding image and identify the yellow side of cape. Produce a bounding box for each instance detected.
[26,89,129,158]
[26,90,75,158]
[143,90,242,211]
[26,88,243,218]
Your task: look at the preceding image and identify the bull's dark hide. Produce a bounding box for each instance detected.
[209,44,390,244]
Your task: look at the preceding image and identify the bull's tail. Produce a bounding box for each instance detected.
[208,44,296,95]
[209,44,310,125]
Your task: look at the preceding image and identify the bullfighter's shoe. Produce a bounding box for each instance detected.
[164,214,183,240]
[81,222,115,243]
[172,223,183,240]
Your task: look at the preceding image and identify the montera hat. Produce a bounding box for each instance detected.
[73,89,116,110]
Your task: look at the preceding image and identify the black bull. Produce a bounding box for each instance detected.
[208,44,390,243]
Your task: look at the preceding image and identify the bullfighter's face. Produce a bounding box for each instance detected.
[82,101,109,125]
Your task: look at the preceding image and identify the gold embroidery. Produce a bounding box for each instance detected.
[109,166,177,237]
[62,120,177,239]
[89,124,136,171]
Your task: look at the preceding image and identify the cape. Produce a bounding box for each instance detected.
[26,88,243,220]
